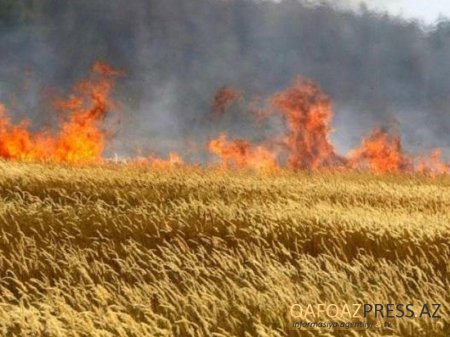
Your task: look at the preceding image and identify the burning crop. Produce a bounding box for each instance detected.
[0,64,448,175]
[208,133,278,171]
[210,77,449,175]
[0,62,122,164]
[270,77,339,170]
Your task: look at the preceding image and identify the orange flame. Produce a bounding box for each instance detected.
[348,129,450,174]
[417,149,449,175]
[427,149,449,175]
[0,104,51,160]
[0,66,448,175]
[209,78,449,175]
[0,62,122,163]
[148,152,184,169]
[347,129,411,173]
[208,133,278,171]
[271,77,340,170]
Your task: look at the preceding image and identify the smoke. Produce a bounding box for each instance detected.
[0,0,449,158]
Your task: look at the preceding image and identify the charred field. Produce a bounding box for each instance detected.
[0,161,448,337]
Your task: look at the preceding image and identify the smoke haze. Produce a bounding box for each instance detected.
[0,0,449,158]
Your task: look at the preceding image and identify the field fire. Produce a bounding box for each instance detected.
[0,64,448,175]
[1,1,450,337]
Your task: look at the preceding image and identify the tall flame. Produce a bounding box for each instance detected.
[271,77,339,170]
[0,65,448,175]
[209,77,449,174]
[0,62,122,164]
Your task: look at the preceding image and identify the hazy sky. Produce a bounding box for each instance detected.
[342,1,450,24]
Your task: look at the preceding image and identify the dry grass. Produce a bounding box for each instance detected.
[0,160,449,337]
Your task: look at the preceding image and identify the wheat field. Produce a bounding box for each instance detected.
[0,160,448,337]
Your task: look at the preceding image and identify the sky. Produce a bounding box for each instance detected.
[340,0,450,24]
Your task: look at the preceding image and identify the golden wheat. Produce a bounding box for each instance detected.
[0,160,448,337]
